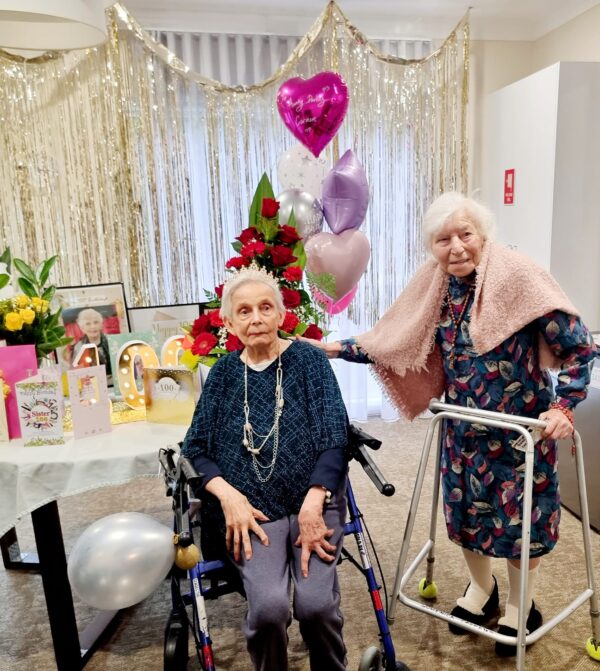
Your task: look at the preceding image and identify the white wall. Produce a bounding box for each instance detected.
[482,64,559,268]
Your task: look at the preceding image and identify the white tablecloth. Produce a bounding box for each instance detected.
[0,422,187,537]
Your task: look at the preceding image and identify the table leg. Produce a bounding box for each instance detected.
[31,501,119,669]
[1,526,40,570]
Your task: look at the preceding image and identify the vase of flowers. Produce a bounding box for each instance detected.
[180,174,326,372]
[0,248,71,363]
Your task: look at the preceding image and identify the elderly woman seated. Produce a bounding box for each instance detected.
[181,267,349,671]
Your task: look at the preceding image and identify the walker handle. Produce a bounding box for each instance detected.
[354,444,395,497]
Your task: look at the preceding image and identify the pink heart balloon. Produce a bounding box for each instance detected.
[312,285,358,315]
[305,230,370,299]
[277,72,349,158]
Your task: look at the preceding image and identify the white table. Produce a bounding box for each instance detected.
[0,421,187,670]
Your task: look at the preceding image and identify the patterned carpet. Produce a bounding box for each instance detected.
[1,418,599,671]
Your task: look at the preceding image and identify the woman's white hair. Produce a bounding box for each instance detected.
[220,267,285,320]
[422,192,496,250]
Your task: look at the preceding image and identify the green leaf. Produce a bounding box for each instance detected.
[17,277,36,297]
[248,173,275,230]
[293,323,308,336]
[42,286,56,301]
[46,311,61,328]
[306,271,337,298]
[231,240,242,253]
[38,255,58,287]
[0,247,11,271]
[13,258,37,285]
[292,240,307,269]
[259,218,280,243]
[0,274,9,290]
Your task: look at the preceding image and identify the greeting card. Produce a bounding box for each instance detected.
[15,379,64,446]
[143,367,197,425]
[0,344,38,439]
[67,365,112,439]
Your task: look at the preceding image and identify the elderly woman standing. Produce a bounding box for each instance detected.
[305,192,596,657]
[182,267,349,671]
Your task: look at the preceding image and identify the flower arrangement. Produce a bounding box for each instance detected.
[0,248,71,361]
[180,174,326,371]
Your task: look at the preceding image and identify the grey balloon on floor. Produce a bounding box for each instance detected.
[277,188,323,240]
[67,512,175,610]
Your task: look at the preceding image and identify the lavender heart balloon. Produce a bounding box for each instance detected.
[322,149,369,234]
[305,230,370,299]
[277,72,349,158]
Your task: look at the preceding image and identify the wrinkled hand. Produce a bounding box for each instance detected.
[295,335,341,359]
[206,477,269,561]
[538,408,573,440]
[295,489,336,578]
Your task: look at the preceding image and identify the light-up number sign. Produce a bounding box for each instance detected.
[115,341,160,409]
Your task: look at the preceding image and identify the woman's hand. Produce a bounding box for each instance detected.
[538,407,573,440]
[205,477,269,561]
[295,335,342,359]
[295,487,336,578]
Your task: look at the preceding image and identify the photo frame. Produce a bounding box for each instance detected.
[53,282,129,380]
[127,303,204,347]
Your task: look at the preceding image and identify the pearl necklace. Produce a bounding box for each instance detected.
[242,350,284,483]
[445,284,474,370]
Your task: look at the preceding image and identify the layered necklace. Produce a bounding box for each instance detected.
[242,349,284,483]
[445,283,474,370]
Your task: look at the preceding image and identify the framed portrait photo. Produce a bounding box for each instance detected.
[53,282,129,379]
[127,303,204,347]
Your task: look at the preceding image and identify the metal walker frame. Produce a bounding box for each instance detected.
[388,400,600,671]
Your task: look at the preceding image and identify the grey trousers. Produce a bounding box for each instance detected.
[235,486,347,671]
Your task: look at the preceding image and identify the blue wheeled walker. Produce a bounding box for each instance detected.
[159,424,411,671]
[387,400,600,671]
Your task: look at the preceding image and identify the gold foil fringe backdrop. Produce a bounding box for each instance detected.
[0,1,469,326]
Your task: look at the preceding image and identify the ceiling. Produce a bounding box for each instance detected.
[121,0,600,41]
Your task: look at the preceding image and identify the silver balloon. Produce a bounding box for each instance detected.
[277,188,323,240]
[68,512,175,610]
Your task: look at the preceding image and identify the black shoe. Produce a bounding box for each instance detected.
[448,576,499,635]
[494,601,543,657]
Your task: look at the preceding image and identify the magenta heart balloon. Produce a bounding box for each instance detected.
[322,149,369,233]
[305,230,370,299]
[277,72,349,158]
[312,285,358,314]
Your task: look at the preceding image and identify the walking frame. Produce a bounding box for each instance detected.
[388,400,600,671]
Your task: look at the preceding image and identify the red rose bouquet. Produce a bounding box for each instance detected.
[181,174,326,371]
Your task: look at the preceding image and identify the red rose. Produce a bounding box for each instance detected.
[277,225,301,244]
[208,309,224,328]
[236,227,262,244]
[280,287,301,309]
[240,240,267,259]
[225,256,250,270]
[225,333,244,352]
[283,265,303,282]
[214,283,224,299]
[190,314,211,337]
[191,332,218,356]
[280,311,300,334]
[303,324,323,341]
[270,245,297,267]
[261,198,280,218]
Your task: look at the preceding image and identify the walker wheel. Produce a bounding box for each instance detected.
[164,611,189,671]
[418,577,438,599]
[586,637,600,661]
[358,645,382,671]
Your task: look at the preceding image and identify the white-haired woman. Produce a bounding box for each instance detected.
[182,268,349,670]
[304,192,596,656]
[65,307,111,375]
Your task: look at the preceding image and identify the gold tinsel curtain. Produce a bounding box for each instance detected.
[0,1,468,326]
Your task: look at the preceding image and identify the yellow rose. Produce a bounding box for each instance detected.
[31,296,42,306]
[20,308,36,324]
[15,295,30,308]
[40,300,49,314]
[4,312,24,331]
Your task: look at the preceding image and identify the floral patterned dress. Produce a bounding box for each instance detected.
[341,273,595,558]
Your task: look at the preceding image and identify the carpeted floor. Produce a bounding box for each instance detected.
[1,417,599,671]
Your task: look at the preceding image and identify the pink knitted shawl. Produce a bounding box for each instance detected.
[357,241,579,420]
